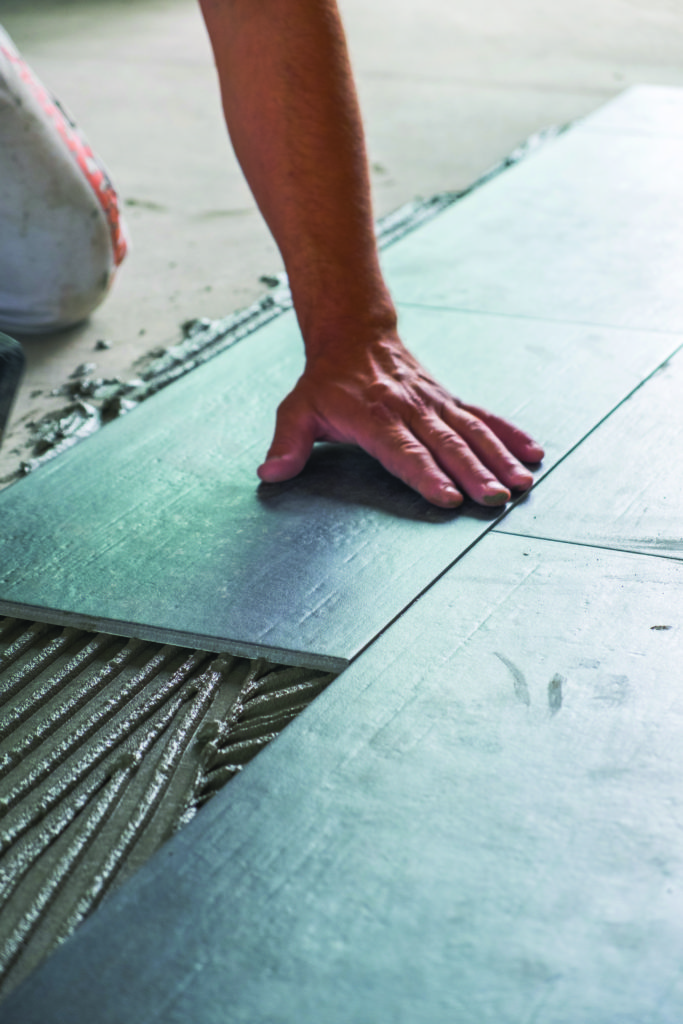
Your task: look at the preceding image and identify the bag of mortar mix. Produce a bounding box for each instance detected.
[0,25,128,333]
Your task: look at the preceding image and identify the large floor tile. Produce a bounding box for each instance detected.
[383,120,683,332]
[3,534,682,1023]
[496,342,683,559]
[1,301,678,667]
[579,84,683,138]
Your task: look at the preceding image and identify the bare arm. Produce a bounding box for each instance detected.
[198,0,543,507]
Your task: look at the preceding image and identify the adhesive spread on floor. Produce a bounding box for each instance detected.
[0,616,336,1000]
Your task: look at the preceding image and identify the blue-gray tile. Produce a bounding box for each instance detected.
[0,305,678,666]
[579,84,683,139]
[3,534,682,1023]
[496,343,683,559]
[383,121,683,332]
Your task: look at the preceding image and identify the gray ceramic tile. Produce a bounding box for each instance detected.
[496,343,683,559]
[3,533,682,1023]
[383,120,683,332]
[579,84,683,138]
[0,305,678,667]
[396,305,680,470]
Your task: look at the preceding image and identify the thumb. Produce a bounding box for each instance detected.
[257,395,318,483]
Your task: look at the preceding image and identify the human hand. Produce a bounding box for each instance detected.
[257,332,544,509]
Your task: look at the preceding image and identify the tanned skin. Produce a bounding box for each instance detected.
[198,0,544,508]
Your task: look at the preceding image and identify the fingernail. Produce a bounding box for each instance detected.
[482,489,509,507]
[440,485,463,506]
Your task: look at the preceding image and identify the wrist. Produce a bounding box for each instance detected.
[294,281,399,363]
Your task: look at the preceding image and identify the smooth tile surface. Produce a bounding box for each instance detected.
[579,84,683,138]
[383,126,683,332]
[4,534,682,1023]
[496,344,683,560]
[1,302,679,667]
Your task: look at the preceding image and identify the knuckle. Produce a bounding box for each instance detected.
[428,426,468,458]
[409,393,430,418]
[394,435,423,457]
[365,379,399,406]
[367,398,396,426]
[463,416,491,443]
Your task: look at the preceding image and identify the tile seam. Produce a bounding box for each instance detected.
[492,529,683,564]
[347,338,683,665]
[396,300,683,336]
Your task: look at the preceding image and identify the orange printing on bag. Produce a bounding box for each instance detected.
[1,44,128,267]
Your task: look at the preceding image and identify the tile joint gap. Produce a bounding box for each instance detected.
[504,338,683,498]
[395,301,683,337]
[493,528,683,564]
[347,509,508,667]
[348,339,683,670]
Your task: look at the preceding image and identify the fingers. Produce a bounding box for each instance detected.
[255,359,544,510]
[457,400,545,463]
[411,414,513,506]
[428,407,533,497]
[371,396,540,507]
[257,394,318,483]
[258,393,539,509]
[361,421,465,508]
[258,387,466,508]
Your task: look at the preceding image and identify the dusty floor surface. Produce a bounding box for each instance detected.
[1,0,682,479]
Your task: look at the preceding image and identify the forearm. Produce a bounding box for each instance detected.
[199,0,543,507]
[198,0,396,356]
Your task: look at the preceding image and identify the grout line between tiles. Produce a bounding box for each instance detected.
[396,300,683,337]
[491,529,683,564]
[348,337,683,666]
[346,507,509,667]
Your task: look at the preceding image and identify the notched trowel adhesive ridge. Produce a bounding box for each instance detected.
[0,616,337,1002]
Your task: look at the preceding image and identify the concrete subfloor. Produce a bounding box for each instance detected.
[1,0,683,478]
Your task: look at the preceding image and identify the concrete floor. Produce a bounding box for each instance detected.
[1,0,683,476]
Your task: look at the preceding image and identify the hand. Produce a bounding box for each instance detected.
[199,0,541,508]
[258,332,544,508]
